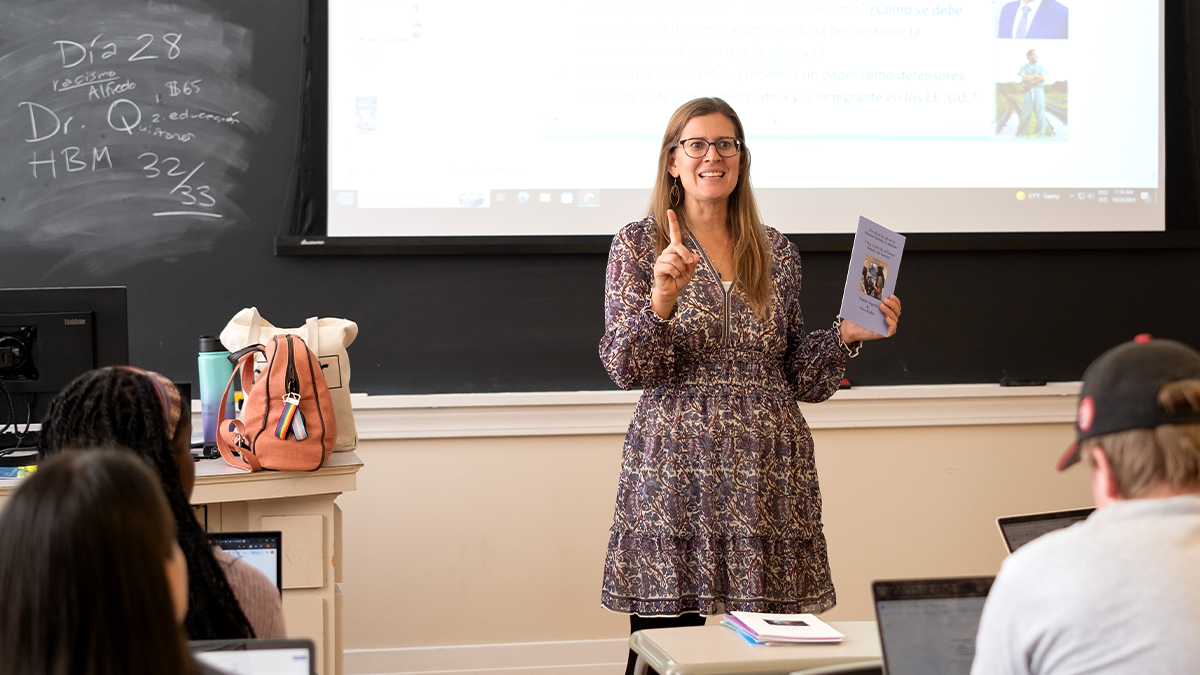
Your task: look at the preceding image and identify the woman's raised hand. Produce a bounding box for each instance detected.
[650,210,698,319]
[839,295,902,343]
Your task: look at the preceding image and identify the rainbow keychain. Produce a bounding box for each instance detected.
[275,392,309,441]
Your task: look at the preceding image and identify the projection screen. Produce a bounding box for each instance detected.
[323,0,1163,239]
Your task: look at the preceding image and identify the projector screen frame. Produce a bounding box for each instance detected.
[281,0,1200,256]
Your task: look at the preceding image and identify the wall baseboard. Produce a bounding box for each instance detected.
[345,638,627,675]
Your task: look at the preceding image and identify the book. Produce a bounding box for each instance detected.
[721,618,768,645]
[725,611,845,644]
[839,216,905,337]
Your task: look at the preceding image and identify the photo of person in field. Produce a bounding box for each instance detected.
[994,44,1068,139]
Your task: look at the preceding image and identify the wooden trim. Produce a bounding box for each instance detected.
[335,384,1081,440]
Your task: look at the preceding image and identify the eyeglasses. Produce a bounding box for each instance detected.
[675,137,742,159]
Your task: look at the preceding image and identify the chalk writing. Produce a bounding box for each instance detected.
[0,1,273,270]
[55,32,183,67]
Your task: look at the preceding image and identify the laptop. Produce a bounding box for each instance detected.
[872,576,994,675]
[191,638,315,675]
[996,507,1094,553]
[209,531,283,593]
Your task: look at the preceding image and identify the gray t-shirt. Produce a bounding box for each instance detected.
[972,494,1200,675]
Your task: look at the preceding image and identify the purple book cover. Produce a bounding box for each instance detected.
[839,216,905,337]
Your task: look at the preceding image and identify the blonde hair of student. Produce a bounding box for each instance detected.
[648,97,772,320]
[1083,379,1200,498]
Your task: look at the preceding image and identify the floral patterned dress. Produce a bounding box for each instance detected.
[600,216,849,617]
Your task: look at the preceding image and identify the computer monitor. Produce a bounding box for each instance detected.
[0,287,129,428]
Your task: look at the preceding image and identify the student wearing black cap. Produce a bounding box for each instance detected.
[972,337,1200,675]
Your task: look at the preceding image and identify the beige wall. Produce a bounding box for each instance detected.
[815,423,1088,621]
[338,421,1092,649]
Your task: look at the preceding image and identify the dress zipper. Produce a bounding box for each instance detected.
[722,280,731,347]
[692,236,731,347]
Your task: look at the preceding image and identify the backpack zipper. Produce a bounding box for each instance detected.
[285,335,299,395]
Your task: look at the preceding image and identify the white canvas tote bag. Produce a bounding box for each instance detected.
[221,307,359,452]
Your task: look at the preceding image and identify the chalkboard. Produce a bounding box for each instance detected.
[1,0,1199,401]
[0,0,280,270]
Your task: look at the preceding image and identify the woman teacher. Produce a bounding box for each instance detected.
[599,97,900,670]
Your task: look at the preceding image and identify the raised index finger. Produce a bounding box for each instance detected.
[665,209,693,264]
[668,209,683,244]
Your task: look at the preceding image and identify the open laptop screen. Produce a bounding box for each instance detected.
[872,577,994,675]
[209,531,282,592]
[191,638,314,675]
[997,508,1094,553]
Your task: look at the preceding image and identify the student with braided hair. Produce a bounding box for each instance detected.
[38,366,285,640]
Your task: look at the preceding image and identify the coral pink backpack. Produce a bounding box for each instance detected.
[216,334,336,472]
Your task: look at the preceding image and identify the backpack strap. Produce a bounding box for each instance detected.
[227,343,267,396]
[216,346,265,472]
[227,344,262,363]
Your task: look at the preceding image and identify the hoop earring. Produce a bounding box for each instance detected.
[669,177,682,206]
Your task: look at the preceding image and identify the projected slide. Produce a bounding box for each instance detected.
[326,0,1162,237]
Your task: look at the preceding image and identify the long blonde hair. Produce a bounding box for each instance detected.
[648,97,772,319]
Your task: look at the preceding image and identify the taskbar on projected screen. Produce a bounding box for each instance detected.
[332,187,1160,209]
[325,187,1162,236]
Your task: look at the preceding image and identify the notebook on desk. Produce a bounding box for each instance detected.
[996,507,1094,553]
[191,638,315,675]
[872,576,994,675]
[208,531,282,593]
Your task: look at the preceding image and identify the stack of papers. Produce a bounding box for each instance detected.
[722,611,844,645]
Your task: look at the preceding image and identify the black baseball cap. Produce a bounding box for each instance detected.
[1057,336,1200,471]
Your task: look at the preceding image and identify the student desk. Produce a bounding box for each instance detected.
[630,621,881,675]
[0,452,362,675]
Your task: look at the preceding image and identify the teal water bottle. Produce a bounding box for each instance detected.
[198,336,235,447]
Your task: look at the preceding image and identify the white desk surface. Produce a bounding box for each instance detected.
[630,620,881,675]
[194,449,362,477]
[1,451,363,502]
[191,451,362,503]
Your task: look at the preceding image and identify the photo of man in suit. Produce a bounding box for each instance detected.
[997,0,1068,39]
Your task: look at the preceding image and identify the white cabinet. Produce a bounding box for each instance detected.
[192,452,362,675]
